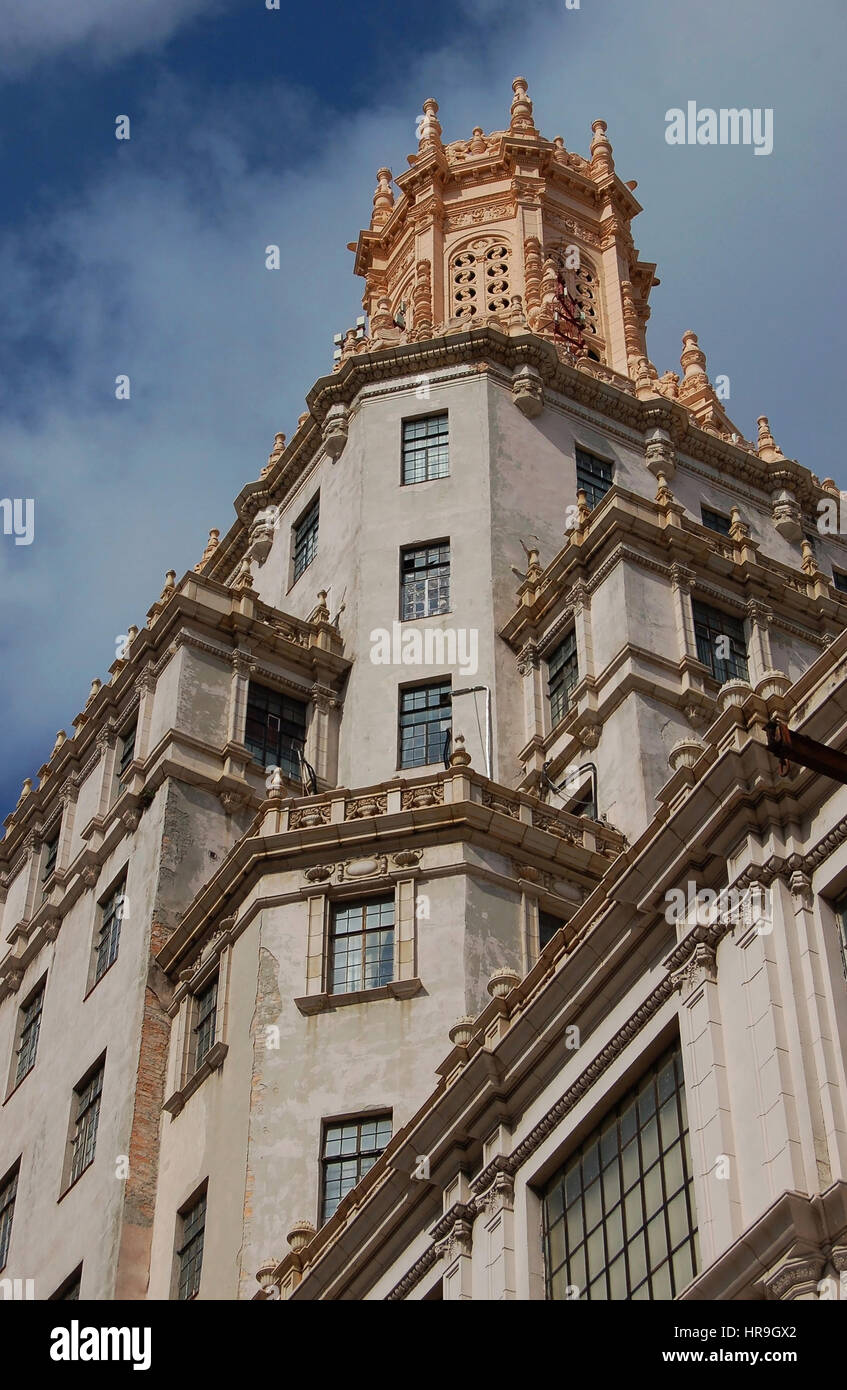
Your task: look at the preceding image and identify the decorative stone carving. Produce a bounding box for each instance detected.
[487,967,521,999]
[449,735,472,768]
[290,804,330,830]
[511,364,544,417]
[763,1256,823,1301]
[338,856,388,881]
[755,670,792,702]
[5,969,23,994]
[516,642,540,677]
[219,789,249,815]
[400,784,444,810]
[448,1016,477,1048]
[392,849,423,868]
[322,404,349,461]
[121,809,142,833]
[286,1220,316,1254]
[771,488,802,542]
[670,941,718,999]
[304,863,335,883]
[668,738,704,772]
[716,678,754,712]
[80,866,99,889]
[345,795,387,820]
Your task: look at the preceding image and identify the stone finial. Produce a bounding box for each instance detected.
[234,560,254,591]
[552,135,568,162]
[680,330,707,378]
[590,118,614,173]
[52,730,67,755]
[126,624,139,645]
[255,1262,278,1292]
[313,590,331,624]
[370,295,394,336]
[417,98,443,152]
[195,529,220,570]
[371,168,394,229]
[822,477,838,492]
[411,258,433,338]
[469,126,487,154]
[16,778,32,807]
[655,472,674,507]
[286,1220,316,1253]
[159,571,177,605]
[756,415,784,462]
[449,1016,476,1048]
[487,967,521,999]
[87,678,102,704]
[576,488,591,528]
[801,538,818,576]
[449,733,472,767]
[510,76,537,134]
[729,506,750,541]
[297,411,310,428]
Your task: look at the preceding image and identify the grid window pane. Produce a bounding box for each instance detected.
[401,543,450,620]
[399,682,451,769]
[15,980,45,1085]
[292,496,319,582]
[330,897,394,994]
[575,448,613,510]
[833,570,847,594]
[0,1165,18,1270]
[245,682,307,780]
[542,1043,698,1301]
[118,726,137,783]
[692,600,749,684]
[402,414,449,485]
[69,1061,104,1186]
[701,506,732,536]
[177,1191,206,1300]
[321,1115,392,1223]
[193,976,218,1071]
[95,880,126,983]
[548,630,579,726]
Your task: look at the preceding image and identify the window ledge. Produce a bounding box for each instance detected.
[163,1041,228,1116]
[294,979,423,1015]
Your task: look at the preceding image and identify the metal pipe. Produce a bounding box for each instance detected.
[453,685,492,779]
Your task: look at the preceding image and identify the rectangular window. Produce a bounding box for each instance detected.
[692,600,748,684]
[41,828,60,890]
[321,1115,392,1223]
[14,978,45,1086]
[539,911,565,950]
[292,496,319,582]
[398,681,451,769]
[833,569,847,595]
[402,414,449,485]
[834,897,847,978]
[542,1044,698,1301]
[94,878,126,984]
[575,447,613,510]
[701,506,731,537]
[176,1189,207,1300]
[329,897,395,995]
[0,1162,19,1271]
[548,631,579,727]
[69,1059,105,1187]
[400,542,450,620]
[117,725,137,785]
[192,976,218,1073]
[244,682,307,781]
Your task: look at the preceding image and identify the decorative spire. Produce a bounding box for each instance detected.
[680,330,707,378]
[552,136,568,162]
[52,730,67,755]
[509,77,537,135]
[417,98,443,154]
[801,538,818,576]
[469,127,487,154]
[195,529,220,571]
[590,119,614,174]
[16,778,32,808]
[87,678,102,704]
[449,733,472,767]
[655,472,674,507]
[729,507,750,541]
[370,168,394,229]
[756,415,784,462]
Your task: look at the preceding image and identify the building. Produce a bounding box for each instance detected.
[1,77,847,1303]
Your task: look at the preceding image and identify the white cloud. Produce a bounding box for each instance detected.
[0,0,222,74]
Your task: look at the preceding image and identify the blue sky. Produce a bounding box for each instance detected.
[0,0,845,820]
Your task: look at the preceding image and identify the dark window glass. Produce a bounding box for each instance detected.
[244,682,307,781]
[833,570,847,595]
[575,448,613,510]
[292,497,319,582]
[834,897,847,978]
[539,911,565,950]
[548,631,579,726]
[401,542,450,620]
[42,830,60,883]
[543,1044,698,1300]
[399,682,451,769]
[118,726,137,784]
[0,1164,18,1271]
[95,880,126,983]
[701,507,731,536]
[69,1060,104,1186]
[692,600,748,684]
[177,1191,207,1300]
[402,414,449,485]
[193,976,218,1072]
[330,897,395,994]
[15,980,45,1085]
[322,1116,392,1223]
